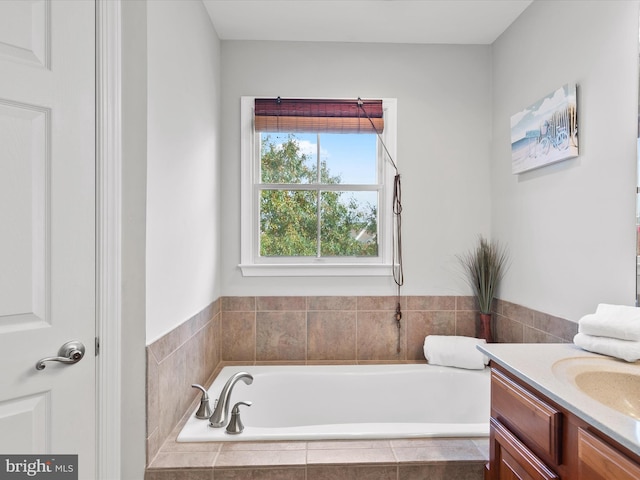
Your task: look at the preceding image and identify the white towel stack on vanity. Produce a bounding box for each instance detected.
[574,304,640,362]
[423,335,489,370]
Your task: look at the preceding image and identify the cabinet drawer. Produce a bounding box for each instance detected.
[578,428,640,480]
[491,369,562,463]
[491,418,559,480]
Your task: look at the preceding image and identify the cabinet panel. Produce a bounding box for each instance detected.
[491,418,559,480]
[578,428,640,480]
[492,369,562,463]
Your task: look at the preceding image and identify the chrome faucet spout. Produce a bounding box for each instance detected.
[209,372,253,428]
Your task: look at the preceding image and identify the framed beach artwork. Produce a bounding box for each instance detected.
[510,84,578,174]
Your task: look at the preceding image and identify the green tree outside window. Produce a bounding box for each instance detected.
[259,134,378,257]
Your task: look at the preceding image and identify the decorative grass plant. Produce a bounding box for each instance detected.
[458,236,509,315]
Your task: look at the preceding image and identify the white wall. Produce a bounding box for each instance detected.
[491,0,639,321]
[146,0,222,343]
[220,41,493,296]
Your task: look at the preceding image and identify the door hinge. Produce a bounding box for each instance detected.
[95,337,100,356]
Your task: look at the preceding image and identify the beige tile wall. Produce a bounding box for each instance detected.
[493,299,577,343]
[145,295,577,465]
[146,299,221,463]
[220,296,482,363]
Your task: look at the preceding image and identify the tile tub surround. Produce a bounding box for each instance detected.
[146,295,576,471]
[493,299,578,343]
[146,419,489,480]
[220,296,578,363]
[146,299,222,463]
[222,295,485,363]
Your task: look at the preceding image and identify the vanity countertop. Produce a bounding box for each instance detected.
[477,343,640,457]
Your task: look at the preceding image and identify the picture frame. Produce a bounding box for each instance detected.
[511,84,578,174]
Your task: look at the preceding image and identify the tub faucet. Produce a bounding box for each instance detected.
[209,372,253,428]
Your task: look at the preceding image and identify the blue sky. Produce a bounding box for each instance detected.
[264,132,378,184]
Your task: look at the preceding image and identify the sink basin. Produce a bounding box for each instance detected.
[552,357,640,419]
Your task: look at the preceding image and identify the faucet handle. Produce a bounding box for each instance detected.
[225,401,252,435]
[233,401,252,411]
[191,384,213,419]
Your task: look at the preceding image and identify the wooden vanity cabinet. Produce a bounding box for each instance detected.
[487,364,640,480]
[577,428,640,480]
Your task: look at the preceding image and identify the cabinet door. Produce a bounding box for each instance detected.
[578,428,640,480]
[491,418,559,480]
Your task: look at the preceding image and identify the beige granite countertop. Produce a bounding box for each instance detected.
[477,343,640,456]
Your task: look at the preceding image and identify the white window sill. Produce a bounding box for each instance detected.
[239,263,394,277]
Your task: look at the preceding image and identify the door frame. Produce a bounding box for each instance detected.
[96,1,123,478]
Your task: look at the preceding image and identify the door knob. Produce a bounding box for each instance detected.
[35,340,86,370]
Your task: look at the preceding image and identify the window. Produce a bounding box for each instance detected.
[240,97,397,277]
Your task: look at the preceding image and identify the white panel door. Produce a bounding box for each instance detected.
[0,0,96,477]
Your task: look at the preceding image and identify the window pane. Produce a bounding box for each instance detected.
[260,190,317,256]
[321,134,377,185]
[320,191,378,257]
[260,133,317,184]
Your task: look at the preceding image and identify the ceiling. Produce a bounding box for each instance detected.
[202,0,533,45]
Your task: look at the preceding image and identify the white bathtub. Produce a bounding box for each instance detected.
[177,364,490,442]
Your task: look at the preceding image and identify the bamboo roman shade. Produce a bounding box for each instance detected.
[254,98,384,134]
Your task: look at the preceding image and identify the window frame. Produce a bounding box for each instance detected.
[239,96,397,277]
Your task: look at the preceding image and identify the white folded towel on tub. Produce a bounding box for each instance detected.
[423,335,489,370]
[573,332,640,362]
[578,304,640,341]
